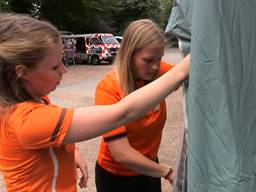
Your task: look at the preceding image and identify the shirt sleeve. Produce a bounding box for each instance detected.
[14,103,74,149]
[95,72,127,141]
[159,60,175,75]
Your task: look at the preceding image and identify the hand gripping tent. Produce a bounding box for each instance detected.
[166,0,256,192]
[165,0,191,191]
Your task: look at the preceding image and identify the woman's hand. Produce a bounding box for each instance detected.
[75,147,88,188]
[165,167,175,184]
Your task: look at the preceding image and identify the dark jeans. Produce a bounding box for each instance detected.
[95,161,162,192]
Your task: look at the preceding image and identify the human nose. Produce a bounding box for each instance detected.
[60,62,68,74]
[150,62,160,70]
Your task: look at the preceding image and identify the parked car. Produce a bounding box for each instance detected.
[62,37,76,66]
[60,31,73,35]
[62,33,120,65]
[115,36,123,43]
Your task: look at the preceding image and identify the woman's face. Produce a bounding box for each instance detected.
[132,46,164,81]
[23,38,67,100]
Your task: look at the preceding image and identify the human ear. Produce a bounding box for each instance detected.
[15,65,28,80]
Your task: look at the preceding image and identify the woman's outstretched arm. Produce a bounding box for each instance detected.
[63,54,190,144]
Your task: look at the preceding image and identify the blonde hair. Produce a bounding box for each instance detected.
[114,19,166,97]
[0,13,60,107]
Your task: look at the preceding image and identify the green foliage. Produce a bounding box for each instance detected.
[0,0,40,14]
[109,0,173,34]
[111,0,161,34]
[39,0,103,33]
[0,0,9,12]
[0,0,173,34]
[8,0,33,13]
[161,0,173,29]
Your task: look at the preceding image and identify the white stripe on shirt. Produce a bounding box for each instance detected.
[49,147,58,192]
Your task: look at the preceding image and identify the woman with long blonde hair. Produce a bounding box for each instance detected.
[95,19,190,192]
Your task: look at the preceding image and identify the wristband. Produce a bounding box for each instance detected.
[164,168,173,180]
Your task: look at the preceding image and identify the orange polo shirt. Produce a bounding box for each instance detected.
[95,61,174,176]
[0,97,75,191]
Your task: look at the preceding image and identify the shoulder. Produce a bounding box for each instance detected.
[13,101,58,116]
[11,101,73,130]
[2,101,72,126]
[158,60,175,76]
[98,70,117,86]
[95,70,122,104]
[96,70,121,93]
[160,60,175,71]
[8,102,74,148]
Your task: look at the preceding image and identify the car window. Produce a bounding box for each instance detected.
[101,36,119,44]
[91,38,102,45]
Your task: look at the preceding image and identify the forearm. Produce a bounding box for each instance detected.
[64,104,125,143]
[63,54,190,144]
[75,146,88,188]
[119,54,190,123]
[114,147,170,178]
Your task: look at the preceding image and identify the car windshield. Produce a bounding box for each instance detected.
[101,36,119,44]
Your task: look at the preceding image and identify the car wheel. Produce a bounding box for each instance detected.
[91,56,100,65]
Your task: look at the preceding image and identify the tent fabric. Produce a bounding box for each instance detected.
[166,0,256,192]
[165,0,192,56]
[165,1,192,191]
[189,1,256,192]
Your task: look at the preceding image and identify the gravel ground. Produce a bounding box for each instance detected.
[0,48,185,192]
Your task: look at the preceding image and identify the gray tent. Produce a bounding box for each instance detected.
[166,0,256,192]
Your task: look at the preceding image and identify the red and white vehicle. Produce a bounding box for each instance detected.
[62,33,120,65]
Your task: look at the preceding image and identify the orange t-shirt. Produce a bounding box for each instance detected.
[95,61,174,176]
[0,97,75,191]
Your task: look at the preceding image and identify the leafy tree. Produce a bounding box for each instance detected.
[95,0,118,33]
[160,0,173,29]
[0,0,42,16]
[39,0,104,33]
[0,0,173,34]
[0,0,10,12]
[110,0,173,34]
[8,0,33,13]
[111,0,158,33]
[0,0,40,15]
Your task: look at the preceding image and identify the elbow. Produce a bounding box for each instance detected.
[180,69,189,81]
[112,151,129,164]
[111,149,132,165]
[114,102,132,125]
[174,67,189,87]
